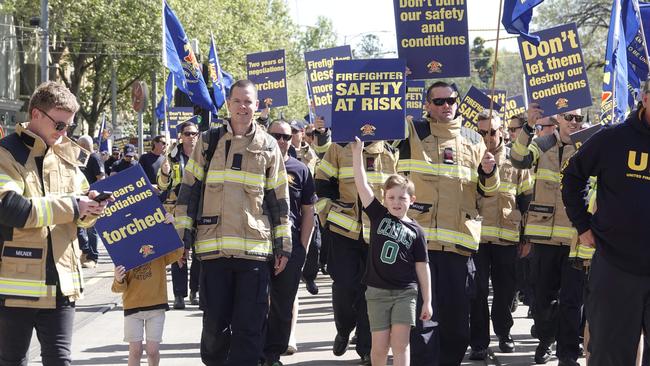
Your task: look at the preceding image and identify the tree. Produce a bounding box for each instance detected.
[471,37,494,87]
[354,34,384,59]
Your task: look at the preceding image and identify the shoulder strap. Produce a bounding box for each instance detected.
[203,126,226,173]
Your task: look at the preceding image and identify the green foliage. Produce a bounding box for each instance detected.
[353,34,384,59]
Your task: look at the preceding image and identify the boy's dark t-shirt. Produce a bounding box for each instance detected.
[363,198,428,290]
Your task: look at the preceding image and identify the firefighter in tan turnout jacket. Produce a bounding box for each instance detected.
[315,138,398,363]
[468,110,534,360]
[173,80,291,366]
[0,82,109,365]
[510,103,586,365]
[395,81,499,366]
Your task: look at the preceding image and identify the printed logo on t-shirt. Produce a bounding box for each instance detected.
[377,218,416,264]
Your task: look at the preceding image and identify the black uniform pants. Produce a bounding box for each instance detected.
[0,304,75,366]
[516,248,536,309]
[199,257,270,366]
[171,249,200,298]
[301,215,321,283]
[531,244,584,360]
[264,245,306,362]
[587,252,650,366]
[470,243,517,350]
[411,250,475,366]
[327,231,371,357]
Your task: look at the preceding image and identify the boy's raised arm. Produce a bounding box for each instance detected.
[351,137,375,208]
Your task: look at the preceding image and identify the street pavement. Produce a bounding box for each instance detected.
[26,246,586,365]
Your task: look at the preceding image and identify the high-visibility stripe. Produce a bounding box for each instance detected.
[0,174,24,193]
[32,197,53,227]
[274,224,291,239]
[397,159,478,182]
[529,143,541,162]
[479,179,499,193]
[0,277,48,297]
[512,141,529,157]
[576,244,595,259]
[518,177,534,194]
[194,236,272,256]
[313,141,331,154]
[417,226,479,252]
[326,210,361,234]
[536,168,560,183]
[175,216,194,230]
[266,170,288,190]
[525,224,576,239]
[314,198,330,214]
[499,182,518,194]
[317,159,338,178]
[338,167,390,185]
[206,169,265,188]
[72,271,84,289]
[185,159,205,181]
[482,225,520,243]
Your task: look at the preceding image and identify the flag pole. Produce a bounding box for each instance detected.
[489,0,505,119]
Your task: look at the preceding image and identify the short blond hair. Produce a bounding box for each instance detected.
[383,174,415,196]
[28,81,79,117]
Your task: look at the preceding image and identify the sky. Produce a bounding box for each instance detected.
[287,0,520,54]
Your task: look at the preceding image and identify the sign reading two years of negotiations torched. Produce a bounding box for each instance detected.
[246,49,288,109]
[331,58,406,143]
[91,165,183,271]
[393,0,470,79]
[518,22,592,117]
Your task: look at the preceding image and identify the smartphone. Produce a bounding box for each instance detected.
[93,191,113,202]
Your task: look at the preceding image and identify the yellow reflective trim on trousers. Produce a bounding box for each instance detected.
[417,226,479,251]
[315,199,330,214]
[499,182,517,194]
[481,225,520,242]
[175,216,194,230]
[536,168,560,183]
[326,210,361,233]
[194,236,272,255]
[313,141,331,154]
[274,224,291,239]
[266,170,288,190]
[525,224,576,239]
[397,160,477,182]
[0,174,24,193]
[0,277,48,297]
[33,197,53,227]
[206,169,265,188]
[317,159,338,178]
[185,159,205,181]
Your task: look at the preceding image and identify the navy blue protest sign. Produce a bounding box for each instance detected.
[167,107,193,139]
[331,59,406,142]
[458,86,502,131]
[518,23,591,117]
[305,46,353,128]
[504,95,527,121]
[570,124,603,149]
[406,80,426,119]
[393,0,470,80]
[90,165,182,271]
[479,89,507,120]
[246,49,288,108]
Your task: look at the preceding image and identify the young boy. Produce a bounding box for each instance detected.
[112,213,184,366]
[351,137,433,366]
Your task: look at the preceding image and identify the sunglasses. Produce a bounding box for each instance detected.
[182,131,198,137]
[429,97,457,106]
[560,113,584,123]
[478,128,498,137]
[270,133,292,142]
[535,124,555,130]
[37,108,76,131]
[507,126,522,133]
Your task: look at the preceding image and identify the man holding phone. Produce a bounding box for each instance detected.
[0,81,111,365]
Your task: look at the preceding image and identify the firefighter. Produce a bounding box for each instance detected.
[395,81,499,366]
[511,104,586,365]
[469,110,533,360]
[158,120,200,310]
[174,80,291,366]
[0,81,109,365]
[315,135,398,365]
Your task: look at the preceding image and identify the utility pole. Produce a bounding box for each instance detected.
[111,56,117,132]
[151,70,158,136]
[40,0,48,83]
